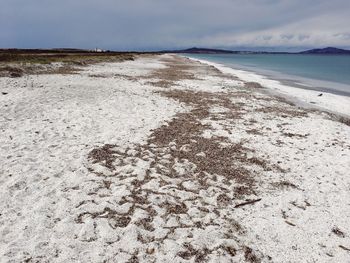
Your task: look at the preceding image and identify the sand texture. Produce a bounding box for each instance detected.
[1,54,349,262]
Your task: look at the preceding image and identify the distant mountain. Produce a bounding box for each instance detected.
[300,47,350,54]
[164,47,292,54]
[163,47,240,54]
[163,47,292,54]
[163,46,350,55]
[182,47,239,54]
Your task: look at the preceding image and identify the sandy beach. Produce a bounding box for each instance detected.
[1,54,350,262]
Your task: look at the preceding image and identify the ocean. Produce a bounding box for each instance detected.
[185,54,350,96]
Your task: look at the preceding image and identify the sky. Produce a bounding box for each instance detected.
[1,0,350,51]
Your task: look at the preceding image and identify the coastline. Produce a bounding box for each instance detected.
[1,54,350,262]
[184,55,350,117]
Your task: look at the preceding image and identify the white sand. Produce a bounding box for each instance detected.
[0,57,185,262]
[0,54,349,262]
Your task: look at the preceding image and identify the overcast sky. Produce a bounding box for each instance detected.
[1,0,349,51]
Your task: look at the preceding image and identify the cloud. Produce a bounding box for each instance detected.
[0,0,349,50]
[200,8,350,48]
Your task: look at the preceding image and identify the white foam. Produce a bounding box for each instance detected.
[185,56,350,117]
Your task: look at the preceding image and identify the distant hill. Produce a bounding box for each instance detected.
[163,46,350,55]
[163,47,239,54]
[183,47,240,54]
[165,47,290,54]
[299,47,350,54]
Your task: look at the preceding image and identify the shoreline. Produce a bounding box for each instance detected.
[216,61,350,97]
[183,55,350,97]
[183,55,350,117]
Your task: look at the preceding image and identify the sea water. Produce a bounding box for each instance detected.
[185,53,350,96]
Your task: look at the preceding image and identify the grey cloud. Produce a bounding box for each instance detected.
[0,0,349,50]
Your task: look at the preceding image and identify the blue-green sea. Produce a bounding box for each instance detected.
[185,54,350,96]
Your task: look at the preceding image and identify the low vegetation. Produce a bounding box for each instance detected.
[0,50,137,77]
